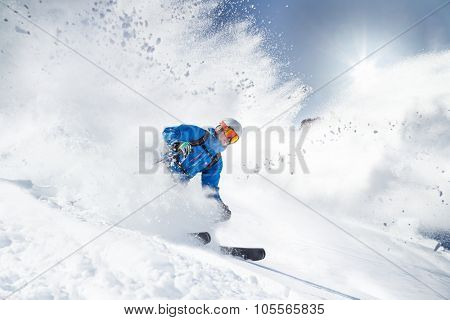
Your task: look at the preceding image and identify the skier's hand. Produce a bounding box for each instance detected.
[174,141,192,157]
[217,201,231,222]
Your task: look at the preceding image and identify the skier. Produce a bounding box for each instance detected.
[162,118,242,222]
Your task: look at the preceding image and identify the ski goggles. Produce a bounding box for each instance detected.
[218,121,239,144]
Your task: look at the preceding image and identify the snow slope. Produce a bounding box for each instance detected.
[0,0,449,299]
[0,180,301,299]
[1,175,449,299]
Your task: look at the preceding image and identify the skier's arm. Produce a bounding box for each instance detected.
[162,125,204,145]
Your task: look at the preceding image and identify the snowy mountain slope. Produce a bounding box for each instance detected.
[1,174,449,299]
[217,175,450,299]
[1,0,449,299]
[0,180,349,299]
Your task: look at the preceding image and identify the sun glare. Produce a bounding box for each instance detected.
[351,60,379,91]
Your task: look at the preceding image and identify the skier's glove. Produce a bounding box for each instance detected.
[173,141,192,157]
[217,201,231,222]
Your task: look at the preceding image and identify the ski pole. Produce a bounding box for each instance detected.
[153,149,180,165]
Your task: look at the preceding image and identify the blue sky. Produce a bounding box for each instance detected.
[212,0,450,117]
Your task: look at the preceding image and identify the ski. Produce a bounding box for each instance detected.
[188,233,266,261]
[189,232,211,245]
[220,246,266,261]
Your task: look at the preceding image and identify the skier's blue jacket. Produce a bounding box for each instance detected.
[162,124,225,200]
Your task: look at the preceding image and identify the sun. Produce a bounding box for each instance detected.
[350,60,379,91]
